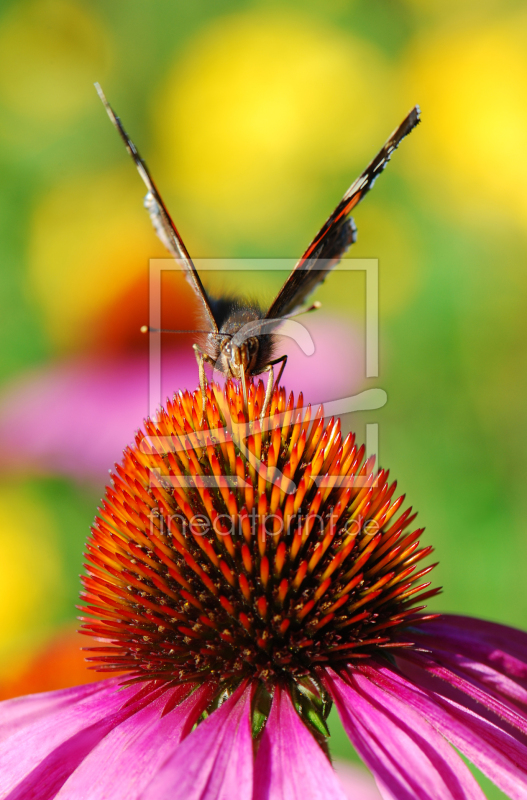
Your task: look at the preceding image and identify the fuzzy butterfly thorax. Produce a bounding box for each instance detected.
[199,297,277,380]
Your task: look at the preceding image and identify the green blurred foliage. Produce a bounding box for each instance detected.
[0,1,526,795]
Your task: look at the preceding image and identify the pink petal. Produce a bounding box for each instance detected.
[0,679,115,744]
[0,316,362,482]
[140,683,253,800]
[325,668,484,800]
[0,678,198,799]
[412,615,527,691]
[420,616,527,668]
[360,659,527,800]
[55,683,212,799]
[253,686,348,800]
[0,677,137,798]
[423,646,527,710]
[332,760,382,800]
[396,616,527,748]
[405,649,527,738]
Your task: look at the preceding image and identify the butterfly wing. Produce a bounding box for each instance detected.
[96,84,218,333]
[265,105,421,320]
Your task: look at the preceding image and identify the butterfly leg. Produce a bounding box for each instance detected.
[193,344,216,421]
[240,362,249,415]
[273,354,288,387]
[260,355,288,420]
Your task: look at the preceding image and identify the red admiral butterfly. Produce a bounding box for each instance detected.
[96,84,419,417]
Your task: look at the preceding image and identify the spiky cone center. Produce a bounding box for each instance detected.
[81,380,439,703]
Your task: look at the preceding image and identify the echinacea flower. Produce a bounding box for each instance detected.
[1,380,527,800]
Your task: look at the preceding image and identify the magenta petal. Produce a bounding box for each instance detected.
[0,679,172,799]
[361,660,527,800]
[254,686,348,800]
[406,649,527,738]
[418,616,527,669]
[140,683,253,800]
[411,615,527,695]
[326,669,484,800]
[0,680,115,744]
[55,683,211,799]
[423,646,527,710]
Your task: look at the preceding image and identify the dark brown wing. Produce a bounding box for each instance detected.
[266,106,421,320]
[95,83,218,333]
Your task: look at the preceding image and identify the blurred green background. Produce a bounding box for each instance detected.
[0,1,525,796]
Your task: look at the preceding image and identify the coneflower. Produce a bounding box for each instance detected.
[1,380,526,800]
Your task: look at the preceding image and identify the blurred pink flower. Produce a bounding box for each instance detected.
[334,760,382,800]
[0,316,362,482]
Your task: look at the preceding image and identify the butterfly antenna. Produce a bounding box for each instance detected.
[140,326,232,337]
[282,301,321,320]
[140,326,226,335]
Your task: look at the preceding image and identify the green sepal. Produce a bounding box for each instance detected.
[302,701,331,738]
[291,679,332,740]
[251,683,273,739]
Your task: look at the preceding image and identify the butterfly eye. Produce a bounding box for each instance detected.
[221,339,234,358]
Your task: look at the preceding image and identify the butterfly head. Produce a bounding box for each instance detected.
[220,335,260,379]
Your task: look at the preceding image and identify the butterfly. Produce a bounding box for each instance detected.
[96,84,420,418]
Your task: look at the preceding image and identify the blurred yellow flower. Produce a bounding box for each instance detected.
[403,0,503,13]
[155,10,397,253]
[29,168,164,350]
[403,16,527,229]
[0,485,63,670]
[345,202,422,318]
[0,0,111,126]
